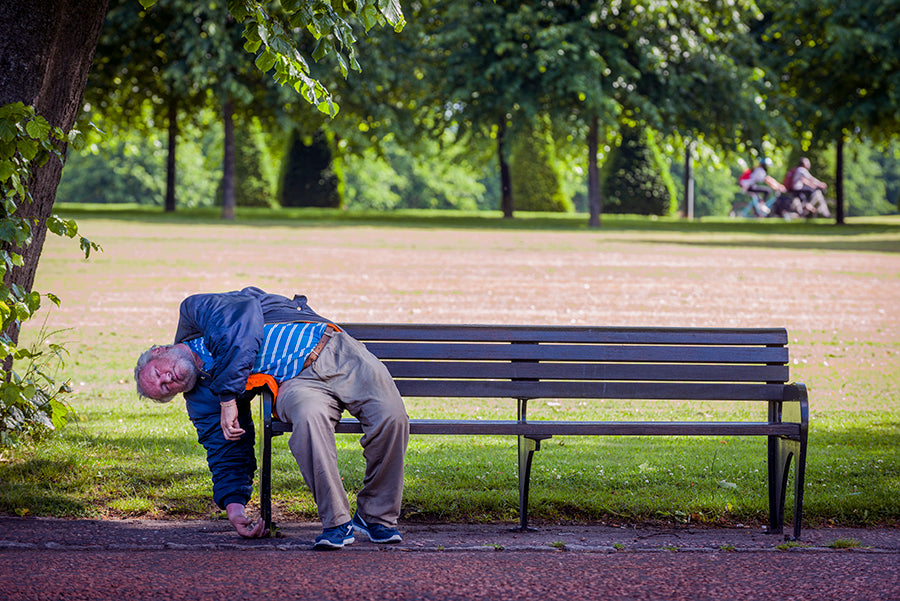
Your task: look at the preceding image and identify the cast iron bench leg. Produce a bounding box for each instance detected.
[515,397,551,531]
[259,388,275,534]
[767,434,793,537]
[516,435,541,531]
[767,394,808,541]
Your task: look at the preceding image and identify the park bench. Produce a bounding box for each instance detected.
[253,324,808,540]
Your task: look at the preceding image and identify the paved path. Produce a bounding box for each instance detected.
[2,518,898,600]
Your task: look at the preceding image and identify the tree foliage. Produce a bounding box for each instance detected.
[0,103,100,445]
[509,116,571,212]
[279,130,340,208]
[761,0,900,144]
[362,0,775,223]
[220,118,278,208]
[602,125,676,216]
[57,112,222,208]
[759,0,900,221]
[0,0,407,446]
[339,138,491,211]
[137,0,408,117]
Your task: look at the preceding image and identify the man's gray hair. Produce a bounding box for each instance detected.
[134,344,176,403]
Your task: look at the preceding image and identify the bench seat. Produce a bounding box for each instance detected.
[254,324,808,539]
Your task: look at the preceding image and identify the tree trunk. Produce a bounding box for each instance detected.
[683,140,694,220]
[587,116,601,228]
[0,0,110,346]
[221,97,236,220]
[835,136,845,225]
[498,118,513,219]
[165,97,178,212]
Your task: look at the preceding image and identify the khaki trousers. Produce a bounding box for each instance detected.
[275,331,409,528]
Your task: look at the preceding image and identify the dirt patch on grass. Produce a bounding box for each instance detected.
[30,220,900,412]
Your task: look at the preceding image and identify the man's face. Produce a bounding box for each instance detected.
[139,344,200,400]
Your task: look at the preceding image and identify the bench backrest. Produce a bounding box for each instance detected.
[340,324,790,401]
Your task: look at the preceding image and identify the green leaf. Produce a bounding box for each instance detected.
[16,138,39,161]
[379,0,405,31]
[312,38,329,62]
[0,160,13,183]
[79,237,102,259]
[0,119,16,143]
[24,117,51,140]
[67,129,86,152]
[359,4,379,31]
[227,0,250,20]
[0,219,29,245]
[256,20,269,47]
[14,301,32,322]
[254,49,276,72]
[0,140,16,160]
[47,215,78,238]
[317,99,339,117]
[334,50,349,77]
[49,399,71,430]
[138,0,157,8]
[243,37,262,54]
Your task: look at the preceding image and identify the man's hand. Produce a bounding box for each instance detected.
[219,399,245,441]
[226,502,267,538]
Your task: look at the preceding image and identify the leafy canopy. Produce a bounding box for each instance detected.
[0,103,100,446]
[139,0,405,116]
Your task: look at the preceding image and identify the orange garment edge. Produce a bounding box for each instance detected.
[246,373,280,419]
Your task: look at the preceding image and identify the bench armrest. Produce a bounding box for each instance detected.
[780,382,809,438]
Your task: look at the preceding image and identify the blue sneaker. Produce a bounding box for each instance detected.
[314,520,355,550]
[352,511,402,544]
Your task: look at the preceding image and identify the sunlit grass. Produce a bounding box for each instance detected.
[2,209,897,528]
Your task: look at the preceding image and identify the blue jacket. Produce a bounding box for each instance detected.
[174,287,332,509]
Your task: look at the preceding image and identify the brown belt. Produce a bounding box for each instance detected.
[303,325,336,370]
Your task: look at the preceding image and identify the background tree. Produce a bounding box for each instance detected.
[0,0,109,351]
[602,124,676,216]
[219,117,278,208]
[509,115,571,212]
[391,0,776,226]
[760,0,900,223]
[0,0,406,402]
[87,0,295,217]
[56,117,222,207]
[279,129,340,208]
[86,0,209,212]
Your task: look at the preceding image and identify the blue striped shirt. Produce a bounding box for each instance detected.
[185,322,327,384]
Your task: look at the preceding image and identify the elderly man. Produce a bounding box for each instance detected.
[134,287,409,550]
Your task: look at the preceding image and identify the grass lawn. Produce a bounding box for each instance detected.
[2,206,898,528]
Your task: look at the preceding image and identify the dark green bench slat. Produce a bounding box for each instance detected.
[317,419,800,437]
[363,343,788,364]
[382,361,790,383]
[274,418,800,438]
[342,324,789,346]
[392,380,786,400]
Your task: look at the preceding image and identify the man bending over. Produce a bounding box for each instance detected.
[134,287,409,550]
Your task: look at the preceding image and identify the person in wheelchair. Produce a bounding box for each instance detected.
[786,157,831,218]
[738,157,787,217]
